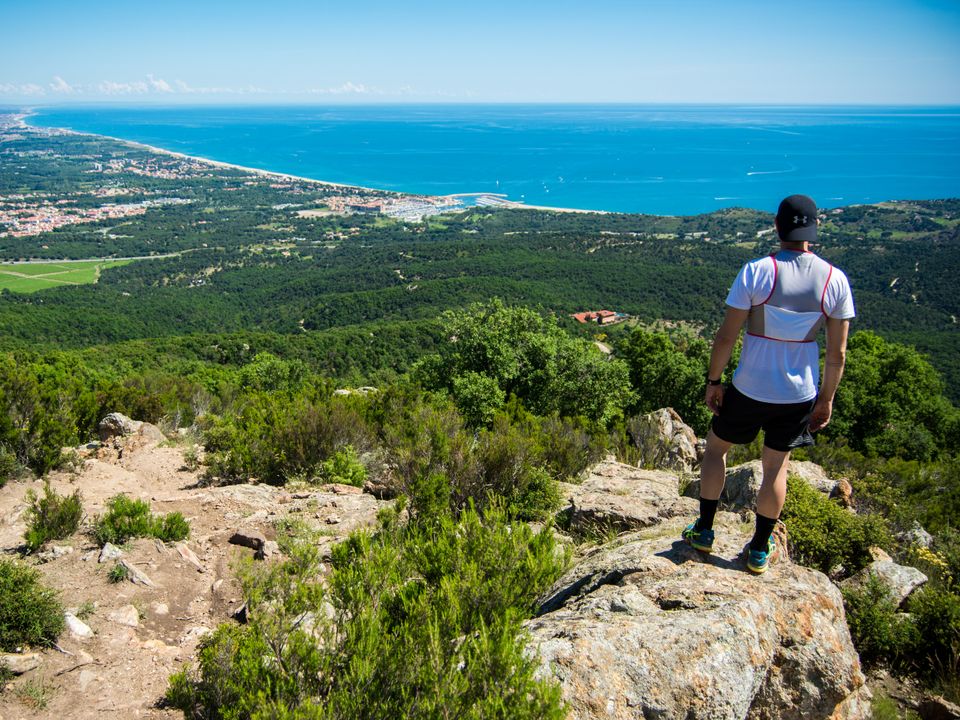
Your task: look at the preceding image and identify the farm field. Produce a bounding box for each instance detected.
[0,259,132,293]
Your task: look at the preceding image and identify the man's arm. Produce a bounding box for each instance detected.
[704,307,749,416]
[809,316,849,432]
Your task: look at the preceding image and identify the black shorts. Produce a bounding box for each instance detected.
[711,385,816,452]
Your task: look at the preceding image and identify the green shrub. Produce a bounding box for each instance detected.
[470,416,561,521]
[319,445,366,487]
[203,391,371,485]
[107,563,129,583]
[23,483,83,552]
[780,476,890,575]
[907,587,960,683]
[870,691,920,720]
[534,413,605,482]
[0,445,20,488]
[93,494,189,546]
[156,512,191,543]
[166,502,569,719]
[842,575,917,667]
[0,558,65,651]
[451,371,505,428]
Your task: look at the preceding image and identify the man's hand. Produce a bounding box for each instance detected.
[705,384,724,416]
[809,398,833,432]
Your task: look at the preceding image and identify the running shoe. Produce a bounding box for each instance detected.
[747,536,777,574]
[681,521,715,553]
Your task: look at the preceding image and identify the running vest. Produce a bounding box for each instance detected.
[746,251,834,343]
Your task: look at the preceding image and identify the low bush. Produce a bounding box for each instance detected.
[203,390,371,485]
[0,558,65,651]
[0,445,20,488]
[780,476,890,576]
[93,494,189,546]
[842,575,917,667]
[107,563,128,583]
[470,416,562,521]
[166,501,569,719]
[319,444,366,487]
[907,587,960,692]
[23,483,83,552]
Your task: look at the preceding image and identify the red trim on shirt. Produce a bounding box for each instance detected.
[761,254,778,305]
[820,265,834,315]
[745,332,817,344]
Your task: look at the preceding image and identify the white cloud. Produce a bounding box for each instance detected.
[0,82,47,96]
[147,74,173,93]
[49,76,75,93]
[306,81,382,96]
[98,80,149,95]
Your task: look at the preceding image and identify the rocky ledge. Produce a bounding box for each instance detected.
[529,461,870,720]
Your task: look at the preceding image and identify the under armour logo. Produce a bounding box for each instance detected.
[794,215,808,225]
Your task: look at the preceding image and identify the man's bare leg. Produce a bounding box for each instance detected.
[749,445,791,561]
[699,430,734,501]
[756,445,791,519]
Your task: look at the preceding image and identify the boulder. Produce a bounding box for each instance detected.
[229,529,266,553]
[108,604,139,627]
[788,460,837,494]
[918,695,960,720]
[898,522,935,549]
[363,476,399,500]
[627,408,701,473]
[65,612,94,639]
[118,558,156,587]
[685,460,840,510]
[175,542,205,572]
[36,545,74,563]
[0,652,41,674]
[527,517,869,720]
[98,542,123,563]
[97,413,142,442]
[563,458,696,533]
[97,413,165,454]
[841,560,928,608]
[830,478,855,508]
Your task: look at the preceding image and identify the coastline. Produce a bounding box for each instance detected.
[18,112,604,215]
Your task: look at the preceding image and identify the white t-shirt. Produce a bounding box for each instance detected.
[725,251,856,403]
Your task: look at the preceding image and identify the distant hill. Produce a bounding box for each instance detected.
[1,124,958,398]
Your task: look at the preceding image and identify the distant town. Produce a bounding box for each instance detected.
[0,112,519,238]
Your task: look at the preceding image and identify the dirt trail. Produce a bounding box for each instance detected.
[0,427,385,719]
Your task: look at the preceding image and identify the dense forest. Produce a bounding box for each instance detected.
[2,129,958,397]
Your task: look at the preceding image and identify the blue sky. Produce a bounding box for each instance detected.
[2,0,959,104]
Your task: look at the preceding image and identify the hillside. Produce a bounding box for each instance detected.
[1,118,959,398]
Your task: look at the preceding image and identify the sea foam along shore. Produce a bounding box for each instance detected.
[17,111,604,214]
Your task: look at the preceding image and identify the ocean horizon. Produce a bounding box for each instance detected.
[25,104,960,215]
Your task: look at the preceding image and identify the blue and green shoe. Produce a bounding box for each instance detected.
[747,537,777,574]
[681,521,715,553]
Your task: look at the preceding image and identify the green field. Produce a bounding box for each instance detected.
[0,260,132,293]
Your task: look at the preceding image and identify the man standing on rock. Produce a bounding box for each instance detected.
[682,194,855,573]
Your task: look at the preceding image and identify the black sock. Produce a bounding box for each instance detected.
[750,513,778,552]
[696,498,719,531]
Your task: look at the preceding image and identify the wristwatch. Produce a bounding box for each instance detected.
[705,375,722,386]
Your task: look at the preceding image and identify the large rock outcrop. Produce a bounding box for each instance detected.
[526,514,869,719]
[841,559,928,608]
[96,412,166,457]
[627,408,702,473]
[560,458,697,533]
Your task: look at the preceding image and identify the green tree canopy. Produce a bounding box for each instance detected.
[414,300,632,426]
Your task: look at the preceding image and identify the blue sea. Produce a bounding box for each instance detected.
[28,104,960,215]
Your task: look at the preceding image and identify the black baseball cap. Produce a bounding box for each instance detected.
[776,194,818,243]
